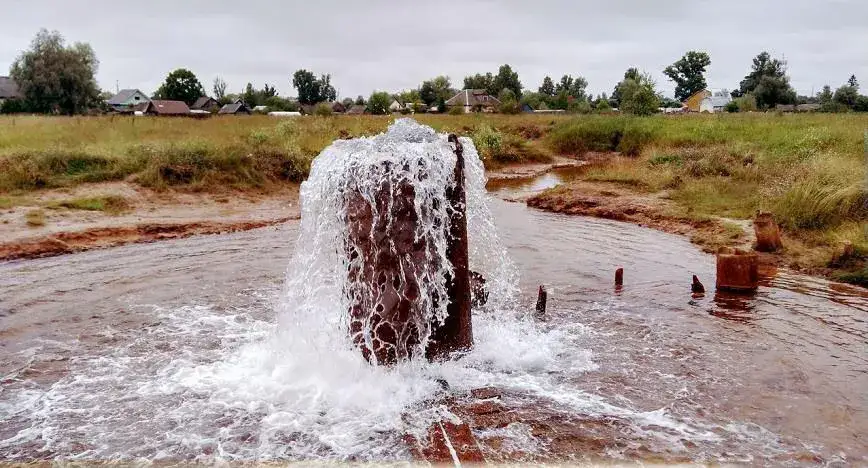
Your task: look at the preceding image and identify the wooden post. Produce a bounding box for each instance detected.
[753,211,783,252]
[716,248,759,292]
[345,132,472,365]
[427,134,472,360]
[535,285,547,318]
[615,268,624,286]
[691,275,705,294]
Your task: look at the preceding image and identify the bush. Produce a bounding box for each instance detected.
[448,106,464,115]
[774,161,867,229]
[471,125,503,161]
[313,103,333,116]
[725,101,739,113]
[547,116,658,155]
[0,99,28,114]
[734,94,757,112]
[854,95,868,112]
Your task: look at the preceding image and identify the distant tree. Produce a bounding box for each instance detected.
[734,51,795,108]
[568,76,588,101]
[617,71,660,115]
[595,97,612,112]
[497,88,520,114]
[420,75,453,106]
[847,74,859,89]
[355,95,366,105]
[663,51,711,101]
[10,29,100,114]
[817,85,833,103]
[212,76,227,100]
[555,75,573,94]
[853,95,868,112]
[154,68,205,105]
[263,95,298,112]
[396,89,421,105]
[292,69,336,104]
[754,75,797,109]
[660,96,683,108]
[463,73,495,95]
[493,64,522,98]
[538,76,555,97]
[242,83,258,106]
[611,67,640,107]
[341,97,354,108]
[520,91,545,110]
[367,91,392,115]
[833,84,859,108]
[435,95,448,113]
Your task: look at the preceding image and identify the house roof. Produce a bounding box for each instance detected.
[146,100,190,115]
[218,103,250,114]
[346,104,366,115]
[685,89,712,101]
[191,96,218,109]
[108,89,147,105]
[703,95,732,107]
[0,76,21,99]
[445,89,500,107]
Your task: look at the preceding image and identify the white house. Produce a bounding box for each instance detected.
[389,100,403,112]
[700,95,732,113]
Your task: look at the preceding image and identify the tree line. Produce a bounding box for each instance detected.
[3,29,867,116]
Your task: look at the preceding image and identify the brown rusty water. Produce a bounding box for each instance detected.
[1,176,866,464]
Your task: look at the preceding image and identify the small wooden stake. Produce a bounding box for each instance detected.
[535,285,547,317]
[691,275,705,294]
[615,268,624,286]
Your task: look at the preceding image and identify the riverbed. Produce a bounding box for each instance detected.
[1,183,866,464]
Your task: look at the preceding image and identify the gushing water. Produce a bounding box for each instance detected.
[4,120,860,463]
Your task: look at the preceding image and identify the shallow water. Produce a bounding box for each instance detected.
[1,192,866,463]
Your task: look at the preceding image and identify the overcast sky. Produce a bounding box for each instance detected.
[1,0,866,99]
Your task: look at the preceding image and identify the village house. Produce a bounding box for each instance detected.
[107,89,151,112]
[190,96,221,113]
[143,100,190,116]
[700,94,732,113]
[445,89,500,113]
[389,100,403,113]
[683,89,711,112]
[346,104,366,115]
[300,101,346,115]
[218,102,251,115]
[0,76,21,104]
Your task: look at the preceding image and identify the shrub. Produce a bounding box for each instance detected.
[471,125,503,161]
[854,95,868,112]
[725,101,739,113]
[734,94,757,112]
[313,103,333,116]
[547,116,657,156]
[448,106,464,115]
[775,179,865,229]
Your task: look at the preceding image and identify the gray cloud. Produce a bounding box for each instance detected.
[1,0,866,99]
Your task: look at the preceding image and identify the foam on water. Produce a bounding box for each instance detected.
[0,119,757,462]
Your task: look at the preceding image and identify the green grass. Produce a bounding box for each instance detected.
[48,195,131,214]
[25,208,46,227]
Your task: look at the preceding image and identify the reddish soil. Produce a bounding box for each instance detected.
[527,180,752,254]
[0,182,300,261]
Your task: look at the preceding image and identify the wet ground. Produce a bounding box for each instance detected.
[1,178,866,464]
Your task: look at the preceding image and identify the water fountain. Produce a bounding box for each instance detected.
[281,118,514,367]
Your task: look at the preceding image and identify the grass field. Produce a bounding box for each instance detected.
[1,112,865,283]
